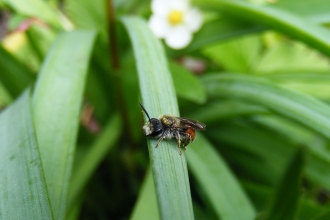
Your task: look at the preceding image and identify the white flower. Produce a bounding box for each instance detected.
[148,0,203,49]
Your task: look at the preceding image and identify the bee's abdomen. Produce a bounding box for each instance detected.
[185,127,196,141]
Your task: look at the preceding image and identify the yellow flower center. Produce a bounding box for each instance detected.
[168,10,183,25]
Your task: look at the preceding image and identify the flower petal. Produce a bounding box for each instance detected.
[148,15,170,38]
[184,8,203,32]
[165,26,192,49]
[168,0,190,11]
[151,0,171,16]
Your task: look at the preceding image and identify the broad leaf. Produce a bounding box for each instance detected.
[32,30,96,220]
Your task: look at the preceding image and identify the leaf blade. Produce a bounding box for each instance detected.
[0,89,53,220]
[187,134,256,220]
[32,30,96,220]
[197,0,330,57]
[122,16,194,220]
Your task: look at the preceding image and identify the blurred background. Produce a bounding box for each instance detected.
[1,0,330,219]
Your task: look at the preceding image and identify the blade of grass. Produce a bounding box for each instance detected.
[32,31,96,220]
[187,134,256,220]
[188,100,268,124]
[0,89,53,219]
[196,0,330,58]
[275,0,330,23]
[203,74,330,140]
[68,113,122,207]
[4,0,61,28]
[122,16,194,220]
[265,149,304,220]
[130,170,160,220]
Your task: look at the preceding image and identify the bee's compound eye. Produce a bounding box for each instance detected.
[149,118,163,137]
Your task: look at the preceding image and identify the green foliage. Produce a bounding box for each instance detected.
[1,0,330,219]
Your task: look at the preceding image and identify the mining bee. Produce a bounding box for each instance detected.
[140,103,206,155]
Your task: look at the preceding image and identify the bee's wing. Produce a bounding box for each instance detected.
[178,117,206,130]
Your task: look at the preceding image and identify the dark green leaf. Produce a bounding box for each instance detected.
[68,113,122,207]
[0,45,34,98]
[265,149,304,220]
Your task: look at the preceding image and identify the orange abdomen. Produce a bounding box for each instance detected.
[185,127,196,141]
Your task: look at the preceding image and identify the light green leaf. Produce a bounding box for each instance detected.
[254,42,330,74]
[196,0,330,57]
[267,73,330,99]
[169,62,206,104]
[4,0,61,28]
[32,30,96,220]
[122,16,194,220]
[0,89,53,220]
[187,134,256,220]
[130,170,160,220]
[275,0,330,23]
[203,74,330,139]
[203,35,262,73]
[189,100,268,124]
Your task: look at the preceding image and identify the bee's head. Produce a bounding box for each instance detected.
[140,103,164,137]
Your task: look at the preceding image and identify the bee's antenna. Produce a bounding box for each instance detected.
[139,103,151,121]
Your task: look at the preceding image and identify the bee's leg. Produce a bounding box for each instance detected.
[155,130,168,148]
[174,131,182,155]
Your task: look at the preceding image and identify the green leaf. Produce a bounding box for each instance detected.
[313,210,330,220]
[203,34,262,73]
[0,89,53,220]
[252,115,330,190]
[189,100,268,124]
[208,123,294,186]
[4,0,61,28]
[265,149,304,220]
[122,16,194,220]
[275,0,330,23]
[254,42,330,74]
[203,74,330,140]
[187,134,256,220]
[169,62,206,104]
[169,17,265,55]
[32,31,96,220]
[0,45,34,98]
[196,0,330,57]
[267,73,330,99]
[68,113,122,207]
[130,170,160,220]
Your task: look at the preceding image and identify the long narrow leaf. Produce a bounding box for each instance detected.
[122,16,194,220]
[187,134,256,220]
[196,0,330,57]
[32,31,96,220]
[4,0,61,28]
[130,170,160,220]
[266,149,304,220]
[0,89,53,219]
[203,74,330,139]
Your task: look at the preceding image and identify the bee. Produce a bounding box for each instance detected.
[139,103,206,155]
